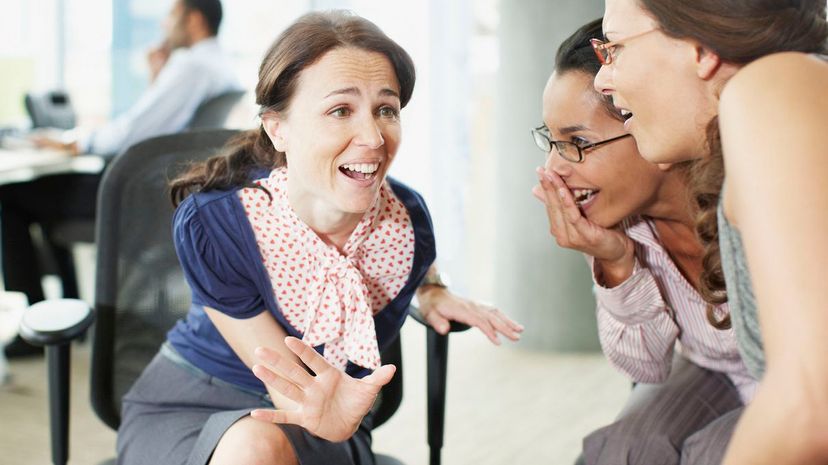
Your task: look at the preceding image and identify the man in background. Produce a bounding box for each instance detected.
[3,0,240,357]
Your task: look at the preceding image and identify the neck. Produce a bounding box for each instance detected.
[639,168,702,257]
[189,31,212,46]
[179,29,211,49]
[640,168,695,228]
[287,186,362,252]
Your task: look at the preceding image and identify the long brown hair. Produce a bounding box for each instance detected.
[170,10,416,206]
[638,0,828,328]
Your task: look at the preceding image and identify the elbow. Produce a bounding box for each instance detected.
[792,410,828,463]
[765,368,828,463]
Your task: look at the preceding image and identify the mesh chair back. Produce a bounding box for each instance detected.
[90,129,240,429]
[186,90,246,130]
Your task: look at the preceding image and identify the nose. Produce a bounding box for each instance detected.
[354,114,385,149]
[545,149,575,178]
[593,64,615,97]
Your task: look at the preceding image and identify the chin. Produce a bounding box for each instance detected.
[585,209,625,230]
[339,195,379,214]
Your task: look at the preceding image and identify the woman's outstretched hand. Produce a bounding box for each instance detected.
[532,167,636,286]
[417,286,523,345]
[250,336,396,442]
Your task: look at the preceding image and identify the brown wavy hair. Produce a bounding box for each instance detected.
[170,10,416,206]
[638,0,828,329]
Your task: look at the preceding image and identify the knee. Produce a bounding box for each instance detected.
[584,418,680,465]
[211,418,297,465]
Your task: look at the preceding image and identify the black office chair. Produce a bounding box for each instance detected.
[21,129,468,465]
[186,89,246,130]
[44,89,248,306]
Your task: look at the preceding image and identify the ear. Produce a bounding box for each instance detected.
[657,162,673,171]
[186,9,203,32]
[261,114,288,153]
[694,44,722,80]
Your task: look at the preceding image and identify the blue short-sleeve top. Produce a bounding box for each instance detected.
[166,176,436,393]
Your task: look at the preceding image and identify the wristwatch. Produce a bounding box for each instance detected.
[421,271,449,289]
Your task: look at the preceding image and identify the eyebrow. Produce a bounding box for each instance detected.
[324,87,400,99]
[557,124,588,135]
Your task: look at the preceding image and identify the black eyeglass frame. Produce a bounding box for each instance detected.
[531,126,633,163]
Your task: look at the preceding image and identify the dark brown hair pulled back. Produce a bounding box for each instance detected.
[638,0,828,328]
[170,10,416,206]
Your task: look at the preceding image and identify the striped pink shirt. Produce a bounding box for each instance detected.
[592,217,758,402]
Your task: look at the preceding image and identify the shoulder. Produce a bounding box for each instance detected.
[721,52,828,116]
[719,52,827,165]
[173,187,245,236]
[386,177,433,227]
[386,177,428,213]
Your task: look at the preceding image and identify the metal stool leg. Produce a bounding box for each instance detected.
[426,329,449,465]
[47,343,71,465]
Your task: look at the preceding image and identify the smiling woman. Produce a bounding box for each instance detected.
[532,18,756,465]
[593,0,828,463]
[115,10,522,465]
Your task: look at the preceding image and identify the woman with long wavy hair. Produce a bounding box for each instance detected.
[592,0,828,463]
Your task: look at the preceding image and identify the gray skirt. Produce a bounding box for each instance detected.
[116,343,375,465]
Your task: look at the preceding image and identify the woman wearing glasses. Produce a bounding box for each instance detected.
[532,19,756,465]
[592,0,828,463]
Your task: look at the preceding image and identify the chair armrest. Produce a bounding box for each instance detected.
[19,298,94,347]
[407,305,471,333]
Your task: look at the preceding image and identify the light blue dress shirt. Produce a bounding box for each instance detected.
[80,37,241,155]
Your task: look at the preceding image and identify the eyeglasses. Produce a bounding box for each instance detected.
[589,29,658,65]
[531,125,632,163]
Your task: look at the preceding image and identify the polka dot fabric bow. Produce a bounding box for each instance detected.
[239,168,415,370]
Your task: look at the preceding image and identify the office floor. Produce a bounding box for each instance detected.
[0,323,628,465]
[0,245,630,464]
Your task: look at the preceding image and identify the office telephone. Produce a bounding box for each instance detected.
[24,91,77,130]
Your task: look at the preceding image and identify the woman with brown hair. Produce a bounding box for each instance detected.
[115,11,522,465]
[592,0,828,463]
[534,19,755,465]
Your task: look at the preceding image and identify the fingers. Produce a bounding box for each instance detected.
[361,364,397,388]
[542,170,583,225]
[251,364,305,404]
[531,184,548,204]
[250,407,303,426]
[254,346,314,388]
[478,318,502,345]
[284,336,332,376]
[536,167,566,229]
[537,168,573,247]
[424,308,451,335]
[487,308,524,342]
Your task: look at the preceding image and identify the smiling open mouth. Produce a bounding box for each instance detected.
[339,162,380,181]
[572,188,597,206]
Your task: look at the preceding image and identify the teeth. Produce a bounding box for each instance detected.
[620,109,631,116]
[342,163,379,174]
[572,189,596,204]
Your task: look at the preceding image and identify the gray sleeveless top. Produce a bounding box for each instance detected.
[717,54,828,380]
[717,200,765,379]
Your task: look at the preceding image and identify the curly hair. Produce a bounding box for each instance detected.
[638,0,828,329]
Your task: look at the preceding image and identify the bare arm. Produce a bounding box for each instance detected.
[204,307,301,410]
[720,52,828,464]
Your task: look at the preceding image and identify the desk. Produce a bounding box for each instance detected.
[0,148,106,185]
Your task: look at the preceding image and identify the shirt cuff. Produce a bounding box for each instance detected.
[592,257,667,324]
[75,129,94,154]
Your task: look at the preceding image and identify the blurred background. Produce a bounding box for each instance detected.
[0,0,633,463]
